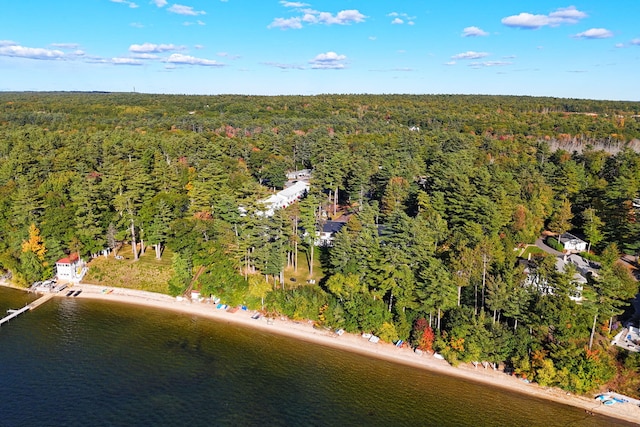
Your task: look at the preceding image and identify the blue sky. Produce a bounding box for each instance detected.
[1,1,639,100]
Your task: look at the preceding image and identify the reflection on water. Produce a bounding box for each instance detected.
[0,287,633,427]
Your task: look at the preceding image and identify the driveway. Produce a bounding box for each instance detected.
[535,237,564,256]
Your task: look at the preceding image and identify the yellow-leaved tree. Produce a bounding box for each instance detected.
[19,223,48,284]
[21,223,46,261]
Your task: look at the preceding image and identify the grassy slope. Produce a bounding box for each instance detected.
[83,245,174,294]
[84,244,324,294]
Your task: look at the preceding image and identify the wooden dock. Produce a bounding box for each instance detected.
[0,293,55,327]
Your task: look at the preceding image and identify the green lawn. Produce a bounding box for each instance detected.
[83,245,174,293]
[519,245,545,259]
[282,246,325,288]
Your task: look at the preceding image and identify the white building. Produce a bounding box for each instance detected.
[286,169,311,180]
[315,220,346,246]
[523,254,597,302]
[558,233,588,253]
[258,180,310,217]
[55,254,87,283]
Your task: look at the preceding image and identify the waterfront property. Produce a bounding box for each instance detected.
[522,253,598,302]
[55,254,87,283]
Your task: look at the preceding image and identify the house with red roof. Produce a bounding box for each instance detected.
[55,253,87,283]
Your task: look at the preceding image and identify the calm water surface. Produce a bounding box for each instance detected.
[0,287,632,427]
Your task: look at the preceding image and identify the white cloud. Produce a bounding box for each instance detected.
[445,61,456,66]
[501,13,550,29]
[130,53,159,59]
[548,6,587,24]
[194,44,204,49]
[280,1,308,7]
[268,17,303,30]
[164,53,223,66]
[368,36,377,41]
[573,28,614,39]
[369,67,414,72]
[270,8,365,29]
[309,51,347,69]
[85,57,110,64]
[51,43,80,50]
[112,57,143,65]
[316,10,366,25]
[615,43,625,48]
[168,4,206,16]
[0,44,65,60]
[631,38,640,46]
[152,0,167,7]
[462,26,488,37]
[217,52,241,59]
[129,43,183,53]
[452,51,489,60]
[130,22,145,28]
[0,40,17,47]
[469,61,512,67]
[183,20,206,26]
[502,6,587,29]
[263,61,305,70]
[387,12,415,25]
[110,0,139,8]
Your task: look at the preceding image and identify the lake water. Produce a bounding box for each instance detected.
[0,287,633,426]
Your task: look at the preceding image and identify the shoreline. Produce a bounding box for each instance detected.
[3,282,640,425]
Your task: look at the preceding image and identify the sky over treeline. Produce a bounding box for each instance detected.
[1,1,639,99]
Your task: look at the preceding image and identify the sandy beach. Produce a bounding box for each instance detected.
[4,281,640,424]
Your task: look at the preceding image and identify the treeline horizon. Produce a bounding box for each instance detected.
[1,92,639,397]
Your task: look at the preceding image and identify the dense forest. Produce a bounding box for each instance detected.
[1,92,640,397]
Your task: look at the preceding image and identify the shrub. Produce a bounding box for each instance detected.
[547,237,564,252]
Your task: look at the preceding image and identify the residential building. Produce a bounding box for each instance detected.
[315,220,346,246]
[558,233,588,253]
[55,253,87,283]
[258,180,310,217]
[522,254,598,302]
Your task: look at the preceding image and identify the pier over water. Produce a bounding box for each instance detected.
[0,293,55,327]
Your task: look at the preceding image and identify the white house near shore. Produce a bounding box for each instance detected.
[55,253,87,283]
[523,254,598,302]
